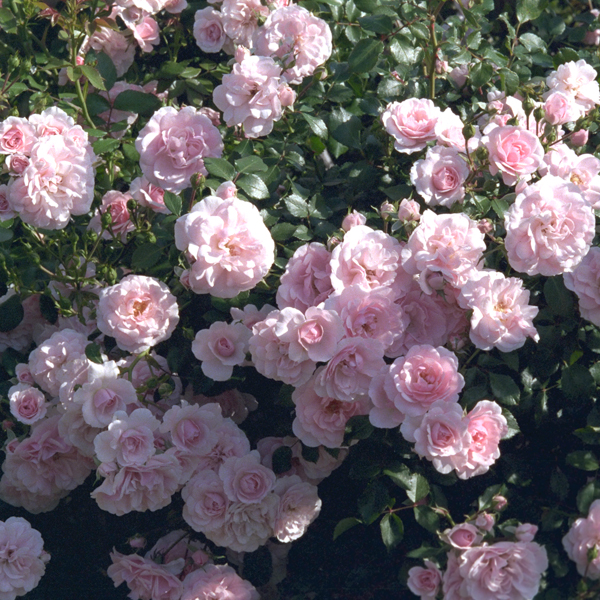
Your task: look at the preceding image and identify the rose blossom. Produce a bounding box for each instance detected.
[543,90,582,124]
[8,384,47,425]
[107,551,183,600]
[564,246,600,326]
[442,523,482,549]
[97,275,179,353]
[475,512,495,531]
[129,177,169,214]
[563,499,600,579]
[136,106,223,192]
[546,59,600,113]
[193,7,227,53]
[192,321,251,381]
[384,345,464,417]
[132,15,160,52]
[253,5,333,84]
[84,27,135,77]
[175,194,275,298]
[397,198,421,222]
[504,175,595,276]
[220,0,269,47]
[368,372,405,429]
[273,475,322,542]
[276,242,333,311]
[382,98,442,154]
[0,517,48,600]
[407,560,442,600]
[213,53,295,138]
[181,564,259,600]
[88,190,136,241]
[410,145,470,207]
[0,184,16,222]
[341,210,367,232]
[219,451,276,503]
[182,470,230,531]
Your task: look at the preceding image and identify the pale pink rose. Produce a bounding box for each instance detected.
[0,476,63,515]
[547,59,600,113]
[94,408,159,467]
[28,328,88,397]
[175,195,275,298]
[313,337,386,403]
[15,363,34,385]
[513,523,539,543]
[6,153,30,176]
[129,176,169,214]
[107,551,183,600]
[192,321,251,381]
[341,210,367,232]
[194,7,227,53]
[402,210,486,291]
[452,541,548,600]
[410,401,469,474]
[330,225,411,296]
[292,377,369,447]
[571,129,589,146]
[136,106,223,192]
[504,175,595,276]
[368,372,405,429]
[164,0,188,12]
[182,470,230,531]
[407,560,441,600]
[145,530,195,570]
[397,198,421,222]
[381,98,442,154]
[0,517,48,600]
[325,285,408,356]
[249,309,317,386]
[0,117,36,155]
[160,402,223,456]
[8,383,47,425]
[219,450,276,503]
[57,402,102,458]
[133,15,160,52]
[188,389,258,424]
[215,180,237,199]
[7,134,95,230]
[88,190,136,241]
[458,270,539,352]
[563,499,600,579]
[544,90,582,124]
[181,564,259,600]
[0,292,46,354]
[411,145,469,207]
[230,303,276,329]
[97,275,179,353]
[220,0,268,47]
[253,5,332,84]
[442,523,482,549]
[475,512,495,531]
[384,345,464,417]
[293,306,345,363]
[435,108,467,151]
[213,54,294,138]
[455,400,508,480]
[0,184,16,222]
[276,242,333,311]
[482,125,544,186]
[203,494,279,552]
[85,27,135,76]
[565,246,600,326]
[273,475,321,542]
[194,419,250,472]
[92,450,182,515]
[449,64,469,87]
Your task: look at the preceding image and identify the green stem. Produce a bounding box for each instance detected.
[75,79,96,128]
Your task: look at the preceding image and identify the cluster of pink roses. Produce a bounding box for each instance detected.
[0,107,96,229]
[408,516,548,600]
[562,499,600,580]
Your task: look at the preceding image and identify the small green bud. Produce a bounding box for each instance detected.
[100,210,113,228]
[462,123,476,140]
[522,96,535,115]
[191,173,205,190]
[126,199,137,213]
[533,107,545,123]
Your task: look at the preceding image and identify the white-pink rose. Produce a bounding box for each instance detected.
[407,560,442,600]
[8,383,47,425]
[563,499,600,579]
[193,7,227,53]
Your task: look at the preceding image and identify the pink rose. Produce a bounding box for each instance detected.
[382,98,442,154]
[273,475,321,542]
[193,7,227,53]
[181,564,259,600]
[547,59,600,113]
[544,91,582,125]
[563,499,600,579]
[219,451,276,503]
[341,210,367,232]
[136,106,223,192]
[407,560,442,600]
[88,190,136,241]
[97,275,180,353]
[0,117,36,155]
[182,470,231,531]
[221,0,268,47]
[368,372,405,429]
[442,523,482,549]
[133,16,160,52]
[397,198,421,222]
[475,512,495,532]
[8,383,47,425]
[564,246,600,326]
[174,195,275,298]
[129,176,169,214]
[504,175,595,276]
[85,27,135,77]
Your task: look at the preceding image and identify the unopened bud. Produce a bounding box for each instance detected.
[129,536,147,549]
[100,210,112,228]
[533,107,545,123]
[380,201,395,219]
[523,96,535,115]
[462,123,476,140]
[492,495,507,510]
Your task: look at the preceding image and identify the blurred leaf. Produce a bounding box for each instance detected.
[516,0,547,23]
[0,295,23,332]
[359,14,394,33]
[132,244,163,270]
[113,90,162,117]
[333,517,361,540]
[489,373,520,405]
[39,294,58,325]
[329,107,362,149]
[348,39,384,73]
[561,364,596,400]
[85,343,104,365]
[566,451,600,471]
[577,480,600,514]
[272,445,293,475]
[358,480,390,525]
[380,513,404,549]
[95,51,117,91]
[93,138,120,154]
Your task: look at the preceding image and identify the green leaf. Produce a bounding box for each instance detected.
[353,0,379,12]
[80,65,106,91]
[39,294,58,325]
[271,222,297,241]
[502,409,521,439]
[407,474,430,503]
[235,156,268,174]
[470,62,494,88]
[561,364,596,400]
[272,445,293,475]
[566,451,600,471]
[302,113,328,139]
[163,191,182,216]
[237,174,269,199]
[333,517,361,540]
[203,158,236,180]
[113,90,162,117]
[344,415,374,441]
[550,469,569,501]
[85,343,104,365]
[380,513,404,550]
[95,52,117,91]
[131,244,163,270]
[358,481,390,525]
[348,39,384,73]
[414,505,440,533]
[516,0,547,23]
[86,93,111,117]
[329,107,362,149]
[359,14,394,34]
[519,32,546,52]
[544,277,574,317]
[384,463,413,490]
[390,36,423,66]
[577,480,600,514]
[574,426,600,445]
[0,294,23,332]
[499,68,520,96]
[284,195,310,219]
[92,138,120,155]
[122,143,140,162]
[489,373,520,406]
